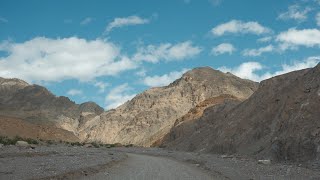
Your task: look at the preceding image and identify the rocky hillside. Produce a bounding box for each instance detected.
[78,67,258,146]
[0,77,103,140]
[0,116,79,142]
[162,63,320,162]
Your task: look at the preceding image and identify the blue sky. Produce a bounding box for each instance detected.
[0,0,320,109]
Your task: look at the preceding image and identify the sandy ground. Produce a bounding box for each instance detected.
[1,145,320,180]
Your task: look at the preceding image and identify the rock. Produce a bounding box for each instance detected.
[16,141,29,147]
[30,144,37,149]
[258,160,271,165]
[0,143,3,148]
[221,155,234,159]
[83,143,93,148]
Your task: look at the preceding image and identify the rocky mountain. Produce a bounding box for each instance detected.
[78,67,258,146]
[161,63,320,162]
[0,77,103,141]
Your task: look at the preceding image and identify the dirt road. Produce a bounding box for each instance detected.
[84,153,213,180]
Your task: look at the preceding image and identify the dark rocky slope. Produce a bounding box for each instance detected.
[162,63,320,162]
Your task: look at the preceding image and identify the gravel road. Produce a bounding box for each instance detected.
[84,153,213,180]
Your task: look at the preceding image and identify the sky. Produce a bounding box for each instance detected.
[0,0,320,109]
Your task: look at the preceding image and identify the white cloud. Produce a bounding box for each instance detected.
[0,17,8,23]
[0,37,137,82]
[105,15,149,33]
[211,20,271,36]
[211,43,236,55]
[80,17,93,25]
[218,62,263,81]
[105,83,136,109]
[278,5,311,22]
[94,81,109,93]
[316,12,320,26]
[218,56,320,82]
[67,89,83,96]
[276,28,320,50]
[135,69,147,77]
[242,45,274,57]
[143,69,189,87]
[133,41,202,63]
[257,36,272,43]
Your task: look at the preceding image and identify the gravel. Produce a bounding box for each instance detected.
[0,145,126,180]
[1,145,319,180]
[114,147,320,180]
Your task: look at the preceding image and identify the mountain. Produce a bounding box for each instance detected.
[0,77,103,141]
[77,67,258,146]
[161,63,320,162]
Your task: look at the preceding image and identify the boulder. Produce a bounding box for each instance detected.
[16,141,29,147]
[258,159,271,165]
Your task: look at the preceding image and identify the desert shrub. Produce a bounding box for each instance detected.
[125,144,134,147]
[25,138,39,145]
[0,136,39,145]
[46,140,54,145]
[70,142,83,146]
[91,142,100,148]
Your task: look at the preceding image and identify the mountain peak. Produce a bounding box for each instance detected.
[0,77,29,88]
[182,66,222,78]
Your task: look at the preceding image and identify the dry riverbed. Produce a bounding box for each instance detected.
[1,145,320,180]
[0,145,126,179]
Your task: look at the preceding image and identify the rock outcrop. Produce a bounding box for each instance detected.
[162,63,320,162]
[0,78,103,140]
[78,67,258,146]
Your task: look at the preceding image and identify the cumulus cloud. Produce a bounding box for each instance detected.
[276,28,320,50]
[94,81,109,93]
[218,62,263,81]
[133,41,202,63]
[278,5,311,22]
[211,43,236,55]
[105,15,149,33]
[80,17,93,25]
[143,69,189,87]
[218,56,320,82]
[105,83,136,109]
[211,20,271,36]
[316,12,320,26]
[242,45,274,57]
[0,37,137,82]
[67,89,83,96]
